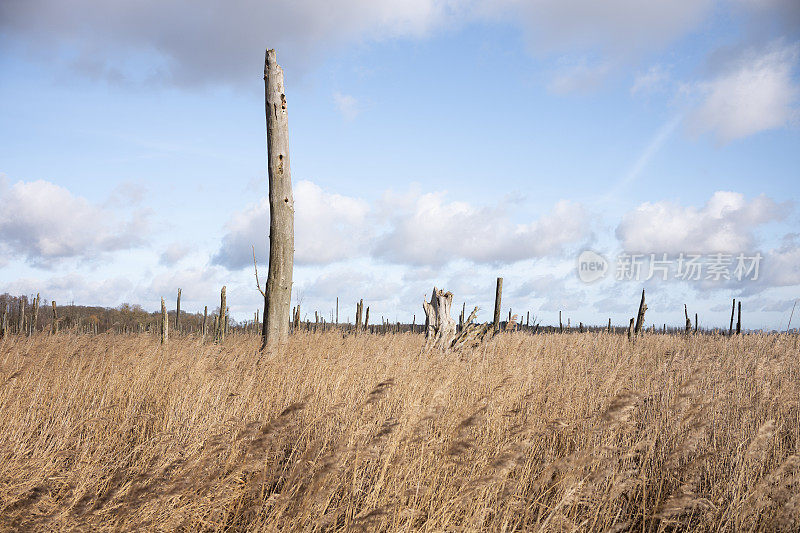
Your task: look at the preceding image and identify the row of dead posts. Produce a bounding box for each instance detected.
[622,290,745,341]
[159,286,229,345]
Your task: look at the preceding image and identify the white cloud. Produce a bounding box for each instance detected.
[616,191,788,254]
[333,92,360,120]
[0,177,147,266]
[687,41,800,141]
[485,0,716,56]
[2,273,135,307]
[761,234,800,287]
[213,180,370,269]
[631,64,671,94]
[159,242,193,266]
[372,191,591,266]
[0,0,469,88]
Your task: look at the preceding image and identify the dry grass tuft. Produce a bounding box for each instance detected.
[0,330,798,531]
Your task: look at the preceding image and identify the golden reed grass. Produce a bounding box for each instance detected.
[0,331,798,531]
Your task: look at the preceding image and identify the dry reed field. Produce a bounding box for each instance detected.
[1,331,799,531]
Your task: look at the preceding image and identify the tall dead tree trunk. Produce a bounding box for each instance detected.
[729,298,736,336]
[423,288,457,349]
[262,49,294,350]
[17,296,26,335]
[364,307,370,332]
[736,301,741,335]
[51,301,58,334]
[634,289,647,335]
[559,311,563,333]
[202,305,208,339]
[493,277,503,335]
[175,288,181,332]
[160,297,168,345]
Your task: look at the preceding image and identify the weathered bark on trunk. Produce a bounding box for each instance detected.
[175,288,181,332]
[684,304,692,334]
[627,318,635,340]
[160,297,168,345]
[634,289,647,335]
[423,287,457,349]
[262,49,294,349]
[217,286,226,343]
[493,277,503,335]
[736,301,741,335]
[355,300,363,333]
[31,294,40,336]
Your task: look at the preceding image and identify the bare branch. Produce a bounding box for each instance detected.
[253,245,266,298]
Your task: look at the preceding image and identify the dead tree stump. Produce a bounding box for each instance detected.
[160,297,168,345]
[493,277,503,335]
[423,288,457,349]
[634,289,647,335]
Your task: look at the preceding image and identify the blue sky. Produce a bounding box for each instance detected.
[1,0,798,331]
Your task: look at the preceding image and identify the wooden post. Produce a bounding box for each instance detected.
[559,311,563,333]
[160,297,168,344]
[51,301,58,334]
[493,277,503,335]
[634,289,647,335]
[526,311,530,328]
[364,306,370,331]
[202,305,208,339]
[736,301,741,335]
[31,294,40,336]
[694,313,698,334]
[627,318,634,340]
[336,297,339,325]
[175,288,181,333]
[607,318,611,333]
[684,304,691,334]
[261,49,295,350]
[412,314,415,334]
[728,298,736,336]
[218,286,226,343]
